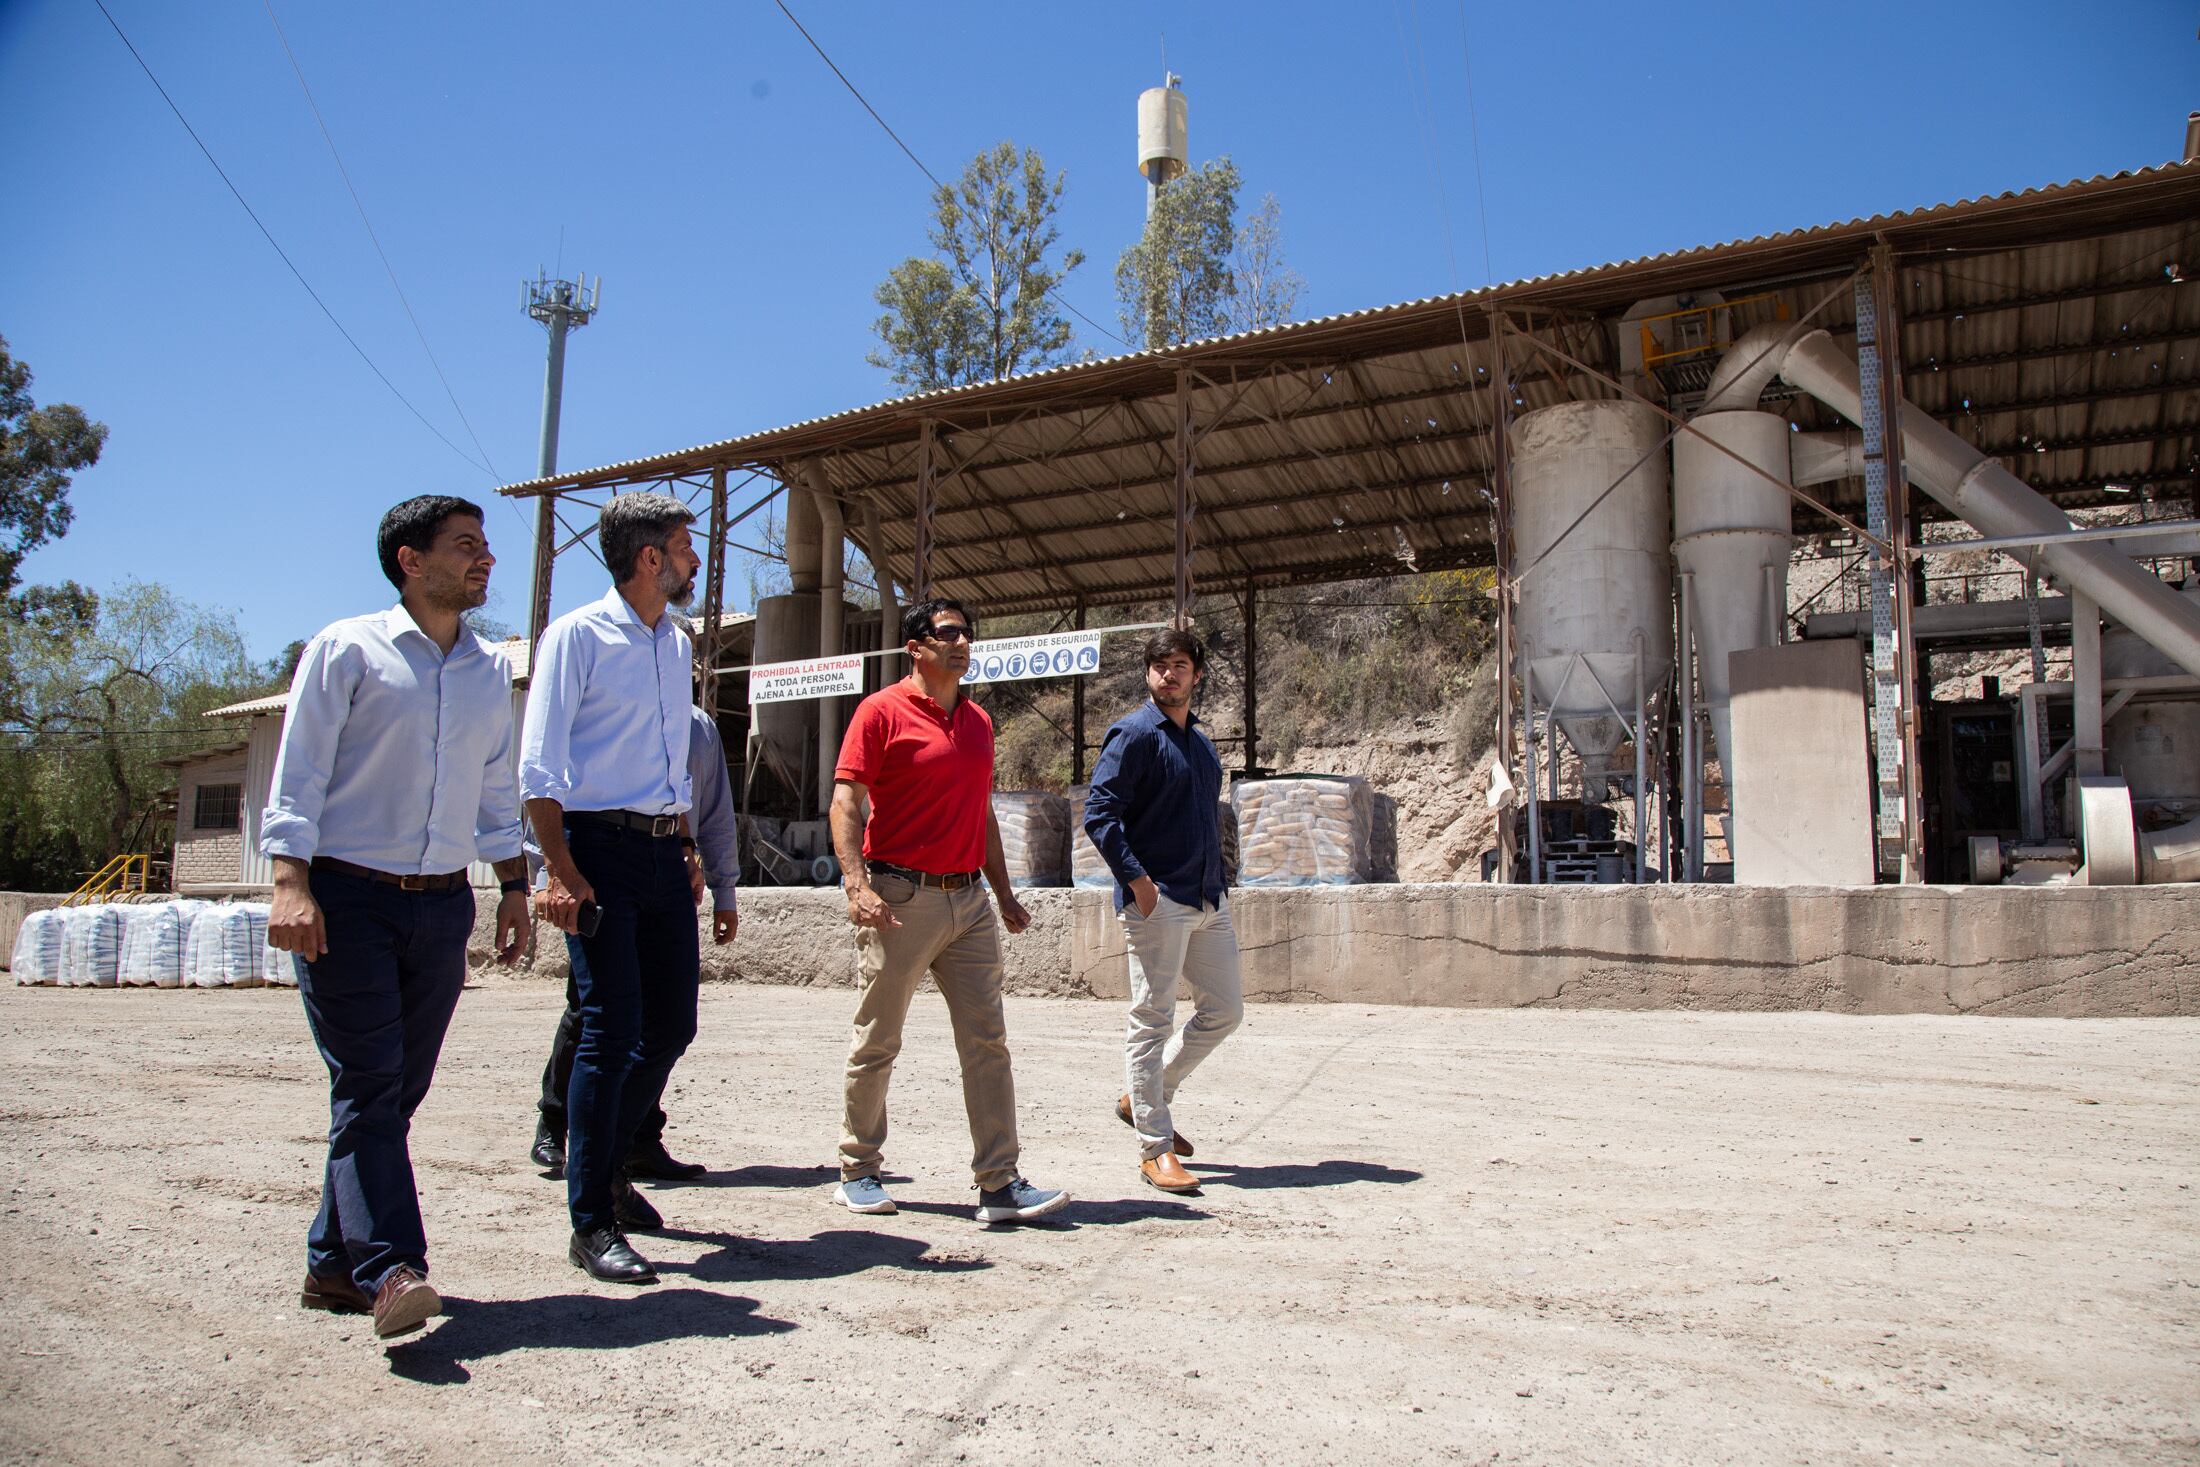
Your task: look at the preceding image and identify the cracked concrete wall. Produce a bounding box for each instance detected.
[472,883,2199,1017]
[1072,884,2200,1017]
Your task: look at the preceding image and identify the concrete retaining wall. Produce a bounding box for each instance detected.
[1073,884,2200,1017]
[461,882,2200,1018]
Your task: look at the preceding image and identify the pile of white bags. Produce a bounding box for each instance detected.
[57,904,126,988]
[118,900,208,988]
[991,792,1070,887]
[10,908,66,985]
[184,903,270,989]
[1232,775,1377,886]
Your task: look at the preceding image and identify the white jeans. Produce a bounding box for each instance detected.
[1122,894,1243,1160]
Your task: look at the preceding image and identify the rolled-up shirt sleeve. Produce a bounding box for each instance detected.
[473,697,525,863]
[1082,723,1151,886]
[519,620,583,805]
[259,634,357,862]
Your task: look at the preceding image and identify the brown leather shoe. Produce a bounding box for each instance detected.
[300,1271,372,1314]
[370,1266,442,1341]
[1140,1153,1201,1193]
[1116,1093,1194,1158]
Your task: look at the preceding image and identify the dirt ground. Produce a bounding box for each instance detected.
[2,975,2195,1466]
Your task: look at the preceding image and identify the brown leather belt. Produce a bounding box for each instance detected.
[568,809,683,839]
[310,856,467,892]
[868,861,983,891]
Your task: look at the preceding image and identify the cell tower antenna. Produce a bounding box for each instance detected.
[523,269,601,645]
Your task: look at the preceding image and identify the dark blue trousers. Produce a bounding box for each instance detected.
[298,871,472,1297]
[563,821,699,1232]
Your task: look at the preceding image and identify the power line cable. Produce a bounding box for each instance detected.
[769,0,1131,353]
[90,0,493,479]
[263,0,504,485]
[1453,0,1496,287]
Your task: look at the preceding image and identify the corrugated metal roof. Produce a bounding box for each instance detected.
[497,163,2200,616]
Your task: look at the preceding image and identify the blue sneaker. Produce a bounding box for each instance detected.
[975,1176,1069,1224]
[835,1176,897,1215]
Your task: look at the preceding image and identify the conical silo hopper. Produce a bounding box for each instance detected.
[1512,402,1675,792]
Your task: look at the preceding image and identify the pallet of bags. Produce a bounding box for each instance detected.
[10,908,66,985]
[57,904,126,988]
[117,900,207,988]
[1067,786,1111,888]
[991,791,1070,887]
[184,903,270,989]
[1231,775,1376,886]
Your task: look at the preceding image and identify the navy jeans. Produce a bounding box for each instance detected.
[537,954,668,1147]
[563,820,700,1232]
[298,871,472,1297]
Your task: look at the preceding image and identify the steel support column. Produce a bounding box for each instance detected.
[1856,248,1925,881]
[1071,595,1088,785]
[1488,308,1521,884]
[914,419,937,601]
[1172,367,1196,627]
[698,464,728,721]
[1240,575,1259,776]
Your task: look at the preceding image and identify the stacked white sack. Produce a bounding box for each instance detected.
[185,904,269,988]
[10,908,66,985]
[57,904,126,987]
[118,900,208,987]
[991,791,1070,887]
[1070,787,1239,890]
[1231,776,1376,886]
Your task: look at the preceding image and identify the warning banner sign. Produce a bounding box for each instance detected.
[748,654,866,705]
[961,630,1103,686]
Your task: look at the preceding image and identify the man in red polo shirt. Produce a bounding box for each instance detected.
[828,597,1070,1225]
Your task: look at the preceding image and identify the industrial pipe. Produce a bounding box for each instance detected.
[1774,328,2200,679]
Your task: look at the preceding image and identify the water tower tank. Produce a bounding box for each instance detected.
[1511,401,1675,787]
[1138,78,1188,186]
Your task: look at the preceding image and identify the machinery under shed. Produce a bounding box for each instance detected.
[498,157,2200,897]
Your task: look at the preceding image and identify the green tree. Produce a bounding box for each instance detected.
[1115,158,1242,349]
[0,581,268,889]
[1232,192,1305,332]
[869,142,1085,393]
[0,334,107,607]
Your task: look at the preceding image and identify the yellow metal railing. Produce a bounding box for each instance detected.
[65,853,152,906]
[1637,291,1792,371]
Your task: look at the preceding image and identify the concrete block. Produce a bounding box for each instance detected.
[1729,639,1876,886]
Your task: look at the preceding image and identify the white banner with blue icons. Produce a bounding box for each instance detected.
[960,630,1103,686]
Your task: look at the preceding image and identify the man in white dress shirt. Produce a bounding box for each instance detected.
[264,495,531,1342]
[521,492,708,1285]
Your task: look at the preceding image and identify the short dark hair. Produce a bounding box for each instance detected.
[901,597,975,646]
[1143,627,1207,674]
[599,492,697,583]
[377,496,485,591]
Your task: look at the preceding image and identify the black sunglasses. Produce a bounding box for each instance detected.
[922,623,974,643]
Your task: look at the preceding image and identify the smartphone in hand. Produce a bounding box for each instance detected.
[576,900,603,938]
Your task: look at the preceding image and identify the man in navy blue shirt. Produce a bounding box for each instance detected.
[1082,629,1243,1194]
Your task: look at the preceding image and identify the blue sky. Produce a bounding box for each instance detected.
[3,1,2193,659]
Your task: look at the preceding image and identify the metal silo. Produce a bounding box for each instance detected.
[1137,74,1188,216]
[1511,401,1675,795]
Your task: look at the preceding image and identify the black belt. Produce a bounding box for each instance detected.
[310,857,467,892]
[568,809,683,839]
[868,861,983,891]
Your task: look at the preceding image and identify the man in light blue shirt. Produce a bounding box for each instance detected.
[521,491,710,1285]
[530,704,739,1180]
[263,495,531,1343]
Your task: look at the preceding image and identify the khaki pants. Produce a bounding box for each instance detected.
[840,872,1020,1190]
[1123,894,1243,1160]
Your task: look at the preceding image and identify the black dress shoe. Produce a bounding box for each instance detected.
[530,1118,565,1178]
[569,1226,657,1284]
[625,1137,706,1181]
[613,1176,664,1232]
